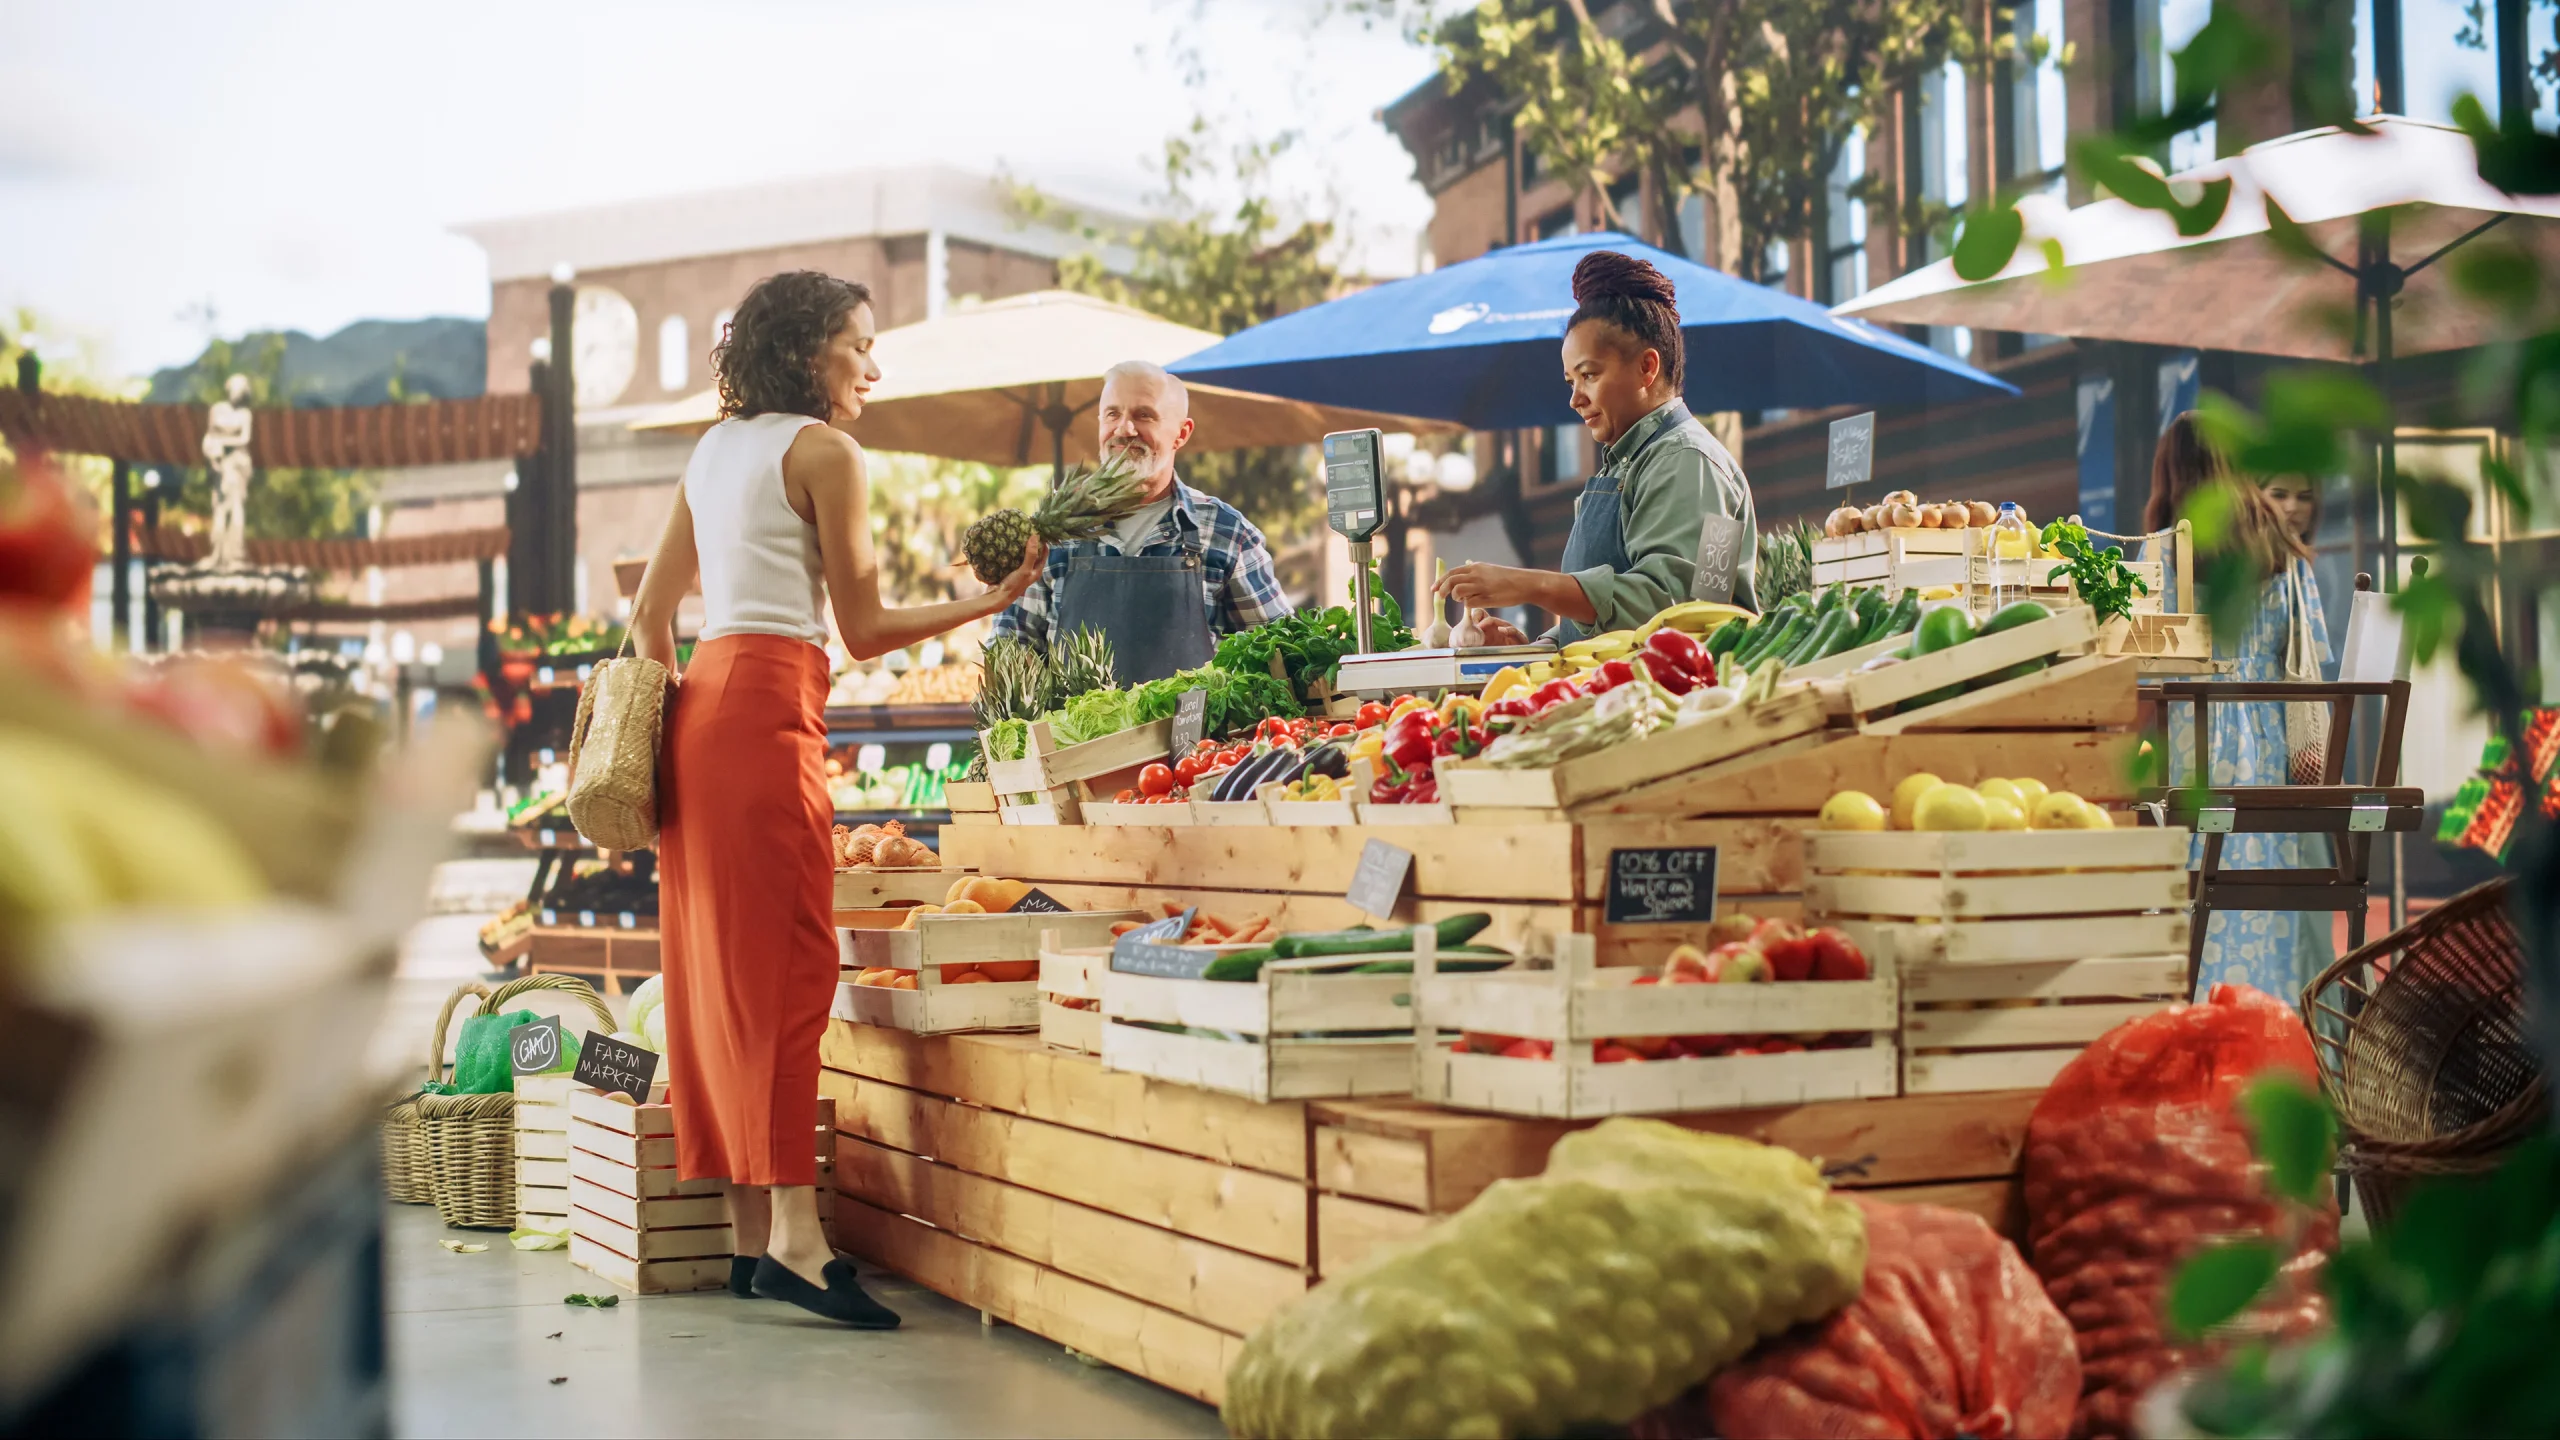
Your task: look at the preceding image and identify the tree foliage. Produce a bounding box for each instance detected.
[156,332,379,541]
[1011,120,1338,542]
[866,452,1046,608]
[1,307,141,509]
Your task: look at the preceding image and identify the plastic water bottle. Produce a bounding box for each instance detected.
[1987,502,2035,612]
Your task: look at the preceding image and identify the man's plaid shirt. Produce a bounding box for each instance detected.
[993,476,1294,649]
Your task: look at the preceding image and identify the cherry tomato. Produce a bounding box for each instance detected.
[1218,744,1249,766]
[1174,753,1209,784]
[1256,716,1294,742]
[1327,722,1355,739]
[1114,788,1138,803]
[1354,701,1392,728]
[1137,763,1175,797]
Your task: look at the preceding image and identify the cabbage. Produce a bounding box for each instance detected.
[987,718,1031,762]
[626,974,664,1038]
[1045,688,1135,747]
[611,1028,654,1053]
[641,1006,667,1054]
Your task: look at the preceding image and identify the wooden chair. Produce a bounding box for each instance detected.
[2138,575,2420,993]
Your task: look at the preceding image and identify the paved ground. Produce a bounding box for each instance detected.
[387,1207,1223,1439]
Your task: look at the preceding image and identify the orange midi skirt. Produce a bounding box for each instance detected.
[659,633,834,1187]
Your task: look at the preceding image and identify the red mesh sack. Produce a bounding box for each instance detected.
[2022,984,2338,1439]
[1635,1198,2080,1440]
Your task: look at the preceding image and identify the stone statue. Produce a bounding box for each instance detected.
[202,374,254,570]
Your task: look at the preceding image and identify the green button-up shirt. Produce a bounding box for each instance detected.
[1565,400,1760,632]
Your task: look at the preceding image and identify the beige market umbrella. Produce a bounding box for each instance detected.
[634,289,1454,477]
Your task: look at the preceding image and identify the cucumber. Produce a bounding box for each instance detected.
[1800,607,1857,664]
[1862,590,1921,646]
[1705,619,1749,658]
[1349,955,1514,973]
[1781,608,1841,667]
[1851,588,1885,639]
[1739,611,1812,669]
[1270,913,1494,959]
[1200,946,1279,982]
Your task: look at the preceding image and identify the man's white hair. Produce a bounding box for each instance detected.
[1101,359,1189,415]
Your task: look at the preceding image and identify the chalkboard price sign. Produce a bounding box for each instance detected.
[1603,846,1721,925]
[1006,887,1071,915]
[1346,838,1414,920]
[1826,411,1876,491]
[510,1015,565,1076]
[1169,689,1209,759]
[574,1030,661,1103]
[1110,910,1210,978]
[1689,513,1744,603]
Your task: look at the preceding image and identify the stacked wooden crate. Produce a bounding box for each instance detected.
[515,1073,573,1230]
[819,1025,1311,1406]
[565,1085,732,1295]
[984,718,1172,825]
[1804,828,2193,1095]
[1306,1091,2041,1278]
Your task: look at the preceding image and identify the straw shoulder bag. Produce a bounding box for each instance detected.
[2282,563,2330,785]
[567,639,671,851]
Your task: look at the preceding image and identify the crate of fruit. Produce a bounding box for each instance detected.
[1034,934,1108,1055]
[1803,825,2191,1095]
[1098,933,1446,1103]
[1439,683,1826,815]
[1411,929,1898,1119]
[1833,603,2102,734]
[838,908,1144,1034]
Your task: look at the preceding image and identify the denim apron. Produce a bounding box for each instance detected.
[1551,401,1693,646]
[1052,550,1216,686]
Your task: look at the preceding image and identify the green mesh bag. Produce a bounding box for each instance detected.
[1223,1119,1867,1439]
[451,1008,539,1095]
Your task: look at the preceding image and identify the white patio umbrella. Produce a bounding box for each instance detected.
[633,289,1454,479]
[1837,116,2560,569]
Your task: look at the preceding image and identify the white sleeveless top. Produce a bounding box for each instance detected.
[682,413,829,647]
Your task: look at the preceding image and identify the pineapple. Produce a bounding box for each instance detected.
[973,636,1048,726]
[1046,625,1118,703]
[960,452,1150,584]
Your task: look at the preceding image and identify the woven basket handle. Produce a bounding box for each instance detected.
[484,972,618,1040]
[428,980,495,1085]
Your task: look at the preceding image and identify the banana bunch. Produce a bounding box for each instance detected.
[1635,600,1755,641]
[1561,630,1639,665]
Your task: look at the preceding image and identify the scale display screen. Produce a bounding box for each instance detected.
[1324,429,1386,542]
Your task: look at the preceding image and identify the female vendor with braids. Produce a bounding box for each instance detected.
[1435,251,1759,643]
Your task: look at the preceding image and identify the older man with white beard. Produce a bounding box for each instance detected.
[992,359,1293,684]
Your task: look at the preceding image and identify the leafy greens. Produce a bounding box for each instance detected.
[986,718,1031,762]
[1043,688,1136,747]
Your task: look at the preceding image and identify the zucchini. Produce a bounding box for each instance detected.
[1349,956,1513,973]
[1200,946,1278,982]
[1705,618,1749,658]
[1851,588,1885,638]
[1270,912,1494,959]
[1790,607,1850,665]
[1861,590,1921,646]
[1738,611,1812,669]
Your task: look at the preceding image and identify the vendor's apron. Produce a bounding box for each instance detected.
[1551,401,1692,646]
[1052,550,1216,685]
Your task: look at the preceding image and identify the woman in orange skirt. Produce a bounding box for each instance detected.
[629,271,1042,1325]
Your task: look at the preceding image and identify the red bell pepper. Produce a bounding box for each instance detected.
[1527,678,1581,711]
[1642,627,1707,675]
[1638,650,1696,695]
[1382,709,1443,770]
[1584,658,1638,694]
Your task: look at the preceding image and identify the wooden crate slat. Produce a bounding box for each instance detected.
[569,1120,677,1170]
[564,1145,724,1200]
[568,1178,729,1232]
[1017,883,1575,954]
[1868,654,2140,735]
[818,1068,1308,1265]
[567,1235,728,1295]
[828,1196,1242,1407]
[1901,954,2188,1004]
[1314,1192,1434,1278]
[832,976,1040,1034]
[1100,1025,1411,1104]
[1842,607,2098,716]
[1805,827,2189,872]
[1589,729,2139,816]
[818,1026,1309,1179]
[571,1207,735,1260]
[832,1134,1306,1337]
[514,1129,568,1161]
[1443,685,1827,812]
[1905,1047,2079,1095]
[1843,914,2189,966]
[943,822,1581,902]
[1101,968,1411,1035]
[1420,1042,1899,1120]
[518,1157,570,1189]
[517,1184,570,1220]
[1807,868,2188,919]
[845,910,1142,969]
[1904,998,2172,1048]
[1040,1000,1104,1055]
[1576,817,1814,900]
[833,867,972,909]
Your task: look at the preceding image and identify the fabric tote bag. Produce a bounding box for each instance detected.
[566,639,671,850]
[2283,565,2330,786]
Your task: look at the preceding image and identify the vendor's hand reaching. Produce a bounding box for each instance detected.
[1462,610,1527,646]
[1436,561,1545,612]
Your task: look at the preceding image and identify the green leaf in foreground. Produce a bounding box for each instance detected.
[1952,204,2024,281]
[2168,1239,2282,1339]
[2240,1073,2336,1206]
[564,1291,621,1308]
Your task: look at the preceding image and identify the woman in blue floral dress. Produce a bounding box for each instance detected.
[2145,415,2335,1002]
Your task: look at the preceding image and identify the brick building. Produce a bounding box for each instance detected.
[370,166,1139,646]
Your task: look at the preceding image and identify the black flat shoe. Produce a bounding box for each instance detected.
[730,1255,763,1298]
[751,1255,902,1329]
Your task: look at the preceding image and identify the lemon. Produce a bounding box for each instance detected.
[2012,777,2051,808]
[1983,797,2028,830]
[2032,791,2100,830]
[1890,772,1945,830]
[2083,799,2115,828]
[1975,777,2027,813]
[1912,783,1989,831]
[1819,790,1888,831]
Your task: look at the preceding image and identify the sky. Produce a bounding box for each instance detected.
[0,0,1441,377]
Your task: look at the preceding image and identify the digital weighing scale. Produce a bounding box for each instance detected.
[1322,428,1555,697]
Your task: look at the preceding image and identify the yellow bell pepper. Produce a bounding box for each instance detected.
[1479,665,1530,703]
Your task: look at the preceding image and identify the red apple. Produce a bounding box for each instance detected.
[1810,928,1871,981]
[1593,1042,1648,1063]
[1704,941,1770,983]
[1498,1038,1554,1060]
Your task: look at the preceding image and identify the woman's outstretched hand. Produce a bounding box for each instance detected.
[996,535,1045,605]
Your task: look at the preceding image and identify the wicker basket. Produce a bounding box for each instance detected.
[2302,875,2547,1223]
[413,974,617,1229]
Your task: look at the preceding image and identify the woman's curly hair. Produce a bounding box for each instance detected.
[711,270,873,421]
[1568,250,1685,391]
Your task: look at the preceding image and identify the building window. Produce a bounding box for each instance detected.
[2158,0,2217,169]
[1545,424,1588,486]
[1824,131,1870,303]
[2013,0,2068,191]
[1536,205,1578,241]
[658,314,689,392]
[1917,62,1972,358]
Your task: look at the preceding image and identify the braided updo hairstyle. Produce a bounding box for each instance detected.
[1568,251,1684,391]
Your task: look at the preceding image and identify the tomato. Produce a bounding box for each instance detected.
[1137,763,1175,797]
[1114,788,1138,803]
[1327,722,1355,739]
[1256,716,1294,742]
[1217,744,1249,765]
[1354,701,1392,728]
[1527,679,1581,711]
[1173,753,1206,784]
[1585,658,1639,694]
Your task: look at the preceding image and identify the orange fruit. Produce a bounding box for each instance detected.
[941,970,991,985]
[976,960,1037,983]
[889,972,918,990]
[941,898,987,915]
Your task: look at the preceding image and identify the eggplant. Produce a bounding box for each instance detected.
[1214,745,1300,803]
[1302,742,1350,780]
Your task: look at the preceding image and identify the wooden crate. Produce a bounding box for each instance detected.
[1307,1089,2040,1276]
[986,718,1174,826]
[944,780,1000,827]
[1439,685,1829,815]
[565,1088,730,1294]
[515,1073,572,1228]
[2099,611,2218,675]
[1102,955,1416,1103]
[1832,606,2102,734]
[1412,933,1899,1119]
[838,909,1142,1034]
[1036,938,1106,1055]
[818,1026,1310,1406]
[1805,829,2192,1095]
[1809,527,1972,589]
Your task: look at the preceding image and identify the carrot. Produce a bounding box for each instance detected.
[1194,913,1232,940]
[1110,920,1141,937]
[1231,916,1270,944]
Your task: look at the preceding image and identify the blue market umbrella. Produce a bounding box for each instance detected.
[1168,231,2016,428]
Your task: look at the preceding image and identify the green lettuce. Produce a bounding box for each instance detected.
[1045,688,1136,747]
[987,718,1031,762]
